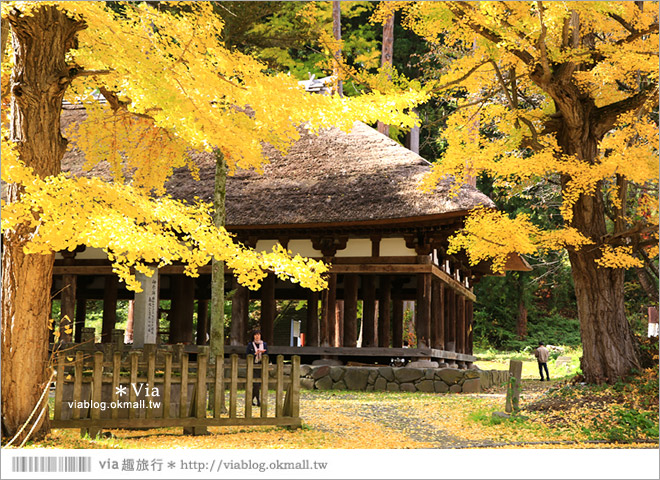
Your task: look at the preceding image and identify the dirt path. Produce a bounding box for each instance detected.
[299,380,557,448]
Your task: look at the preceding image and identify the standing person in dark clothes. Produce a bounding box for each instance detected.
[246,330,268,406]
[535,341,550,381]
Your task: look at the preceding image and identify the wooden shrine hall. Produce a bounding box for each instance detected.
[54,107,530,367]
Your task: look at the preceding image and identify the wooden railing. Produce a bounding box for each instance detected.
[50,347,301,437]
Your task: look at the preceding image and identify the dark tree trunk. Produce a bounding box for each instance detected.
[559,126,641,383]
[1,6,85,442]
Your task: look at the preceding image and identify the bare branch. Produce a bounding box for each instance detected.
[429,60,490,93]
[70,69,112,79]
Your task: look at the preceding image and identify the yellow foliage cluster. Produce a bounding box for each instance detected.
[595,245,644,269]
[1,152,328,292]
[385,1,659,270]
[448,207,593,273]
[1,1,426,291]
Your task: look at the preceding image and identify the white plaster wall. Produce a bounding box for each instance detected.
[335,238,372,257]
[255,239,280,253]
[284,239,322,258]
[380,237,417,257]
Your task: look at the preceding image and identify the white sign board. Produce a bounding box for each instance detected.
[133,270,159,348]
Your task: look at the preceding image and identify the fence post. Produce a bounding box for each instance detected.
[229,354,238,418]
[505,359,523,414]
[111,352,121,420]
[54,352,64,421]
[146,349,156,419]
[89,351,103,438]
[245,354,254,418]
[260,354,269,417]
[184,348,208,435]
[129,351,139,419]
[214,354,225,417]
[291,355,300,420]
[163,353,173,419]
[180,353,189,418]
[275,355,284,418]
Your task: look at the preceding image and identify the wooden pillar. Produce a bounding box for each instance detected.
[362,275,376,347]
[378,276,391,347]
[170,275,195,344]
[456,294,465,353]
[196,299,209,345]
[415,273,432,348]
[230,280,248,346]
[343,274,358,347]
[392,282,404,348]
[306,290,319,347]
[260,274,276,345]
[466,299,474,355]
[101,275,118,343]
[431,279,444,350]
[444,287,456,352]
[74,276,87,344]
[320,273,336,347]
[334,300,344,347]
[125,300,134,344]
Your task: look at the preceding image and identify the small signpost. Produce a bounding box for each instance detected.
[133,270,159,348]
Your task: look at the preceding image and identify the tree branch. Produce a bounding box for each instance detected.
[535,2,552,81]
[449,2,536,66]
[593,85,658,138]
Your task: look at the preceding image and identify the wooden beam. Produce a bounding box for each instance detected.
[334,300,343,347]
[230,280,248,346]
[260,274,276,345]
[378,276,391,347]
[362,275,377,347]
[101,276,118,343]
[432,279,444,350]
[343,274,358,348]
[306,290,319,347]
[416,273,432,348]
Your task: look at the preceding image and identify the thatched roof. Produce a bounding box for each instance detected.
[59,107,494,228]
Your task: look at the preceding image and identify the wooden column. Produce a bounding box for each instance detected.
[320,273,337,347]
[343,274,358,348]
[415,273,432,348]
[101,275,118,343]
[378,276,391,347]
[170,275,195,344]
[444,287,456,352]
[334,300,344,347]
[362,275,376,347]
[230,280,248,346]
[260,274,276,345]
[466,299,474,355]
[196,299,209,345]
[392,282,404,348]
[74,276,87,344]
[306,290,319,347]
[456,294,465,353]
[431,279,445,350]
[60,274,76,342]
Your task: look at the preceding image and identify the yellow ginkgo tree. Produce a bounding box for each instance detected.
[0,1,424,442]
[384,1,659,383]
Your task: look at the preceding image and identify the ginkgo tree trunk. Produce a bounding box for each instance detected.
[1,1,424,442]
[387,1,659,383]
[1,5,85,442]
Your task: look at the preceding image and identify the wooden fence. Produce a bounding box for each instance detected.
[51,346,301,436]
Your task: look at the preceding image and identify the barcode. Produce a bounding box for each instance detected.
[11,456,91,472]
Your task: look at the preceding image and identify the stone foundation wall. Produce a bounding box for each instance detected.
[299,365,510,393]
